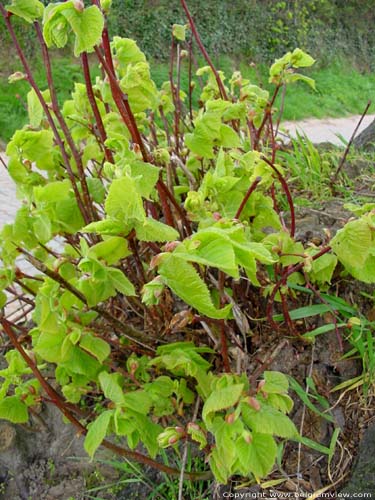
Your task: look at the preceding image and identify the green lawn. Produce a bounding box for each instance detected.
[1,55,374,144]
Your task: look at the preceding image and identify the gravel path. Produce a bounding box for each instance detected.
[1,113,375,228]
[282,113,375,145]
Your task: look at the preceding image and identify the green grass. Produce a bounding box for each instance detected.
[1,54,374,144]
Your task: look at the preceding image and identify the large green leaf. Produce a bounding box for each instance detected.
[262,371,289,394]
[98,371,125,406]
[242,432,277,478]
[331,218,372,269]
[6,0,44,23]
[111,37,146,70]
[130,161,160,199]
[120,62,157,113]
[84,410,113,458]
[202,384,244,426]
[241,402,298,438]
[0,396,29,423]
[62,5,104,56]
[158,254,231,319]
[175,228,239,277]
[43,2,104,56]
[80,334,110,364]
[82,219,126,236]
[135,218,179,242]
[87,237,131,265]
[107,268,136,296]
[105,176,145,223]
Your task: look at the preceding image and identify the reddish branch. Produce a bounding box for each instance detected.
[0,319,211,481]
[34,22,97,223]
[180,0,228,101]
[235,176,262,220]
[261,156,296,237]
[81,52,114,163]
[0,6,92,224]
[266,246,332,330]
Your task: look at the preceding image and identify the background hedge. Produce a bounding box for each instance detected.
[106,0,375,67]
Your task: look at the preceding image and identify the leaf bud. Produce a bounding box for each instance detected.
[8,72,27,84]
[163,241,180,252]
[129,361,138,374]
[225,412,236,424]
[73,0,84,12]
[243,431,252,444]
[157,427,183,448]
[246,396,261,411]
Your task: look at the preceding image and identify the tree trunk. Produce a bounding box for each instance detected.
[353,118,375,151]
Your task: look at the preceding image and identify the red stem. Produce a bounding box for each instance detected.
[266,246,332,330]
[81,51,114,164]
[0,319,211,481]
[261,156,295,237]
[180,0,228,101]
[34,22,96,223]
[235,176,262,220]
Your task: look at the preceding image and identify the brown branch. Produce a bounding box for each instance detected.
[0,319,211,481]
[180,0,228,101]
[331,100,372,186]
[17,247,155,350]
[34,22,97,223]
[81,51,114,164]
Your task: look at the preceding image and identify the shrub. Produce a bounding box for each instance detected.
[0,0,374,486]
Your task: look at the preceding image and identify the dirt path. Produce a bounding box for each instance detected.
[282,113,375,145]
[1,113,375,227]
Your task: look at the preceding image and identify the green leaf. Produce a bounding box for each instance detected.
[0,396,28,423]
[105,176,145,223]
[33,214,52,243]
[331,218,372,269]
[219,124,241,148]
[107,268,136,296]
[296,435,330,455]
[82,219,126,236]
[209,447,231,484]
[62,5,104,56]
[88,237,131,265]
[130,161,160,199]
[34,180,71,204]
[290,48,316,68]
[6,0,44,23]
[98,371,125,405]
[111,37,146,67]
[123,391,152,414]
[172,24,187,41]
[176,228,239,277]
[263,371,289,394]
[308,251,338,285]
[135,218,179,242]
[246,432,277,478]
[286,73,316,90]
[34,330,66,363]
[0,291,7,309]
[158,254,231,319]
[80,334,110,363]
[84,410,113,458]
[120,62,157,113]
[266,393,294,414]
[241,402,298,438]
[202,384,244,425]
[87,178,106,203]
[27,88,49,127]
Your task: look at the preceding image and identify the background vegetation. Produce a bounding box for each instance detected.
[1,0,375,144]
